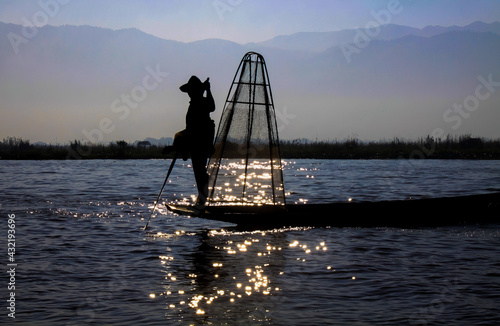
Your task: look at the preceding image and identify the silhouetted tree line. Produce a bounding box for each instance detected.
[279,135,500,159]
[0,137,33,151]
[1,135,499,160]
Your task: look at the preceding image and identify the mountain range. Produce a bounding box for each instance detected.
[1,21,499,142]
[251,21,500,52]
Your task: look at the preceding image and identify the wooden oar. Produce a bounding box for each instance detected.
[143,155,177,230]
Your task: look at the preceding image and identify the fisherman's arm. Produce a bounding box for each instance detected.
[204,78,216,112]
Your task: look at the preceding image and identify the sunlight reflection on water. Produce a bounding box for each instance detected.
[2,159,500,325]
[149,227,336,324]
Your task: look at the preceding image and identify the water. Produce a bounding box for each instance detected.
[1,159,500,325]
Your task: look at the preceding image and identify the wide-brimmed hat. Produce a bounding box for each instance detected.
[180,75,203,93]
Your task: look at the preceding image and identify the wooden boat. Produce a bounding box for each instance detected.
[168,192,500,228]
[165,52,500,229]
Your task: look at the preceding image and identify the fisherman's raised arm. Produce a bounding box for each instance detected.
[204,78,216,113]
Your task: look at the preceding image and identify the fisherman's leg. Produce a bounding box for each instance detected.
[191,153,209,205]
[163,130,189,160]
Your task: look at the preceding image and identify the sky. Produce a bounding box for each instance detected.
[1,0,500,44]
[1,0,500,143]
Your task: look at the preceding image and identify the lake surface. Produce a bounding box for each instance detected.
[1,159,500,325]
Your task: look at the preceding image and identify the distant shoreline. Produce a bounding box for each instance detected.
[2,136,499,160]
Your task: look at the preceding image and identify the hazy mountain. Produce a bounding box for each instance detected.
[134,137,173,147]
[0,22,248,143]
[249,24,421,53]
[419,21,500,37]
[251,21,500,53]
[1,21,499,142]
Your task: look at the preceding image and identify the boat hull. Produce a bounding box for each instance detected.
[167,192,500,228]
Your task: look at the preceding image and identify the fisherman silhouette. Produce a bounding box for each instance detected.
[163,76,215,209]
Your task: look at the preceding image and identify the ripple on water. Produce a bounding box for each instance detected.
[3,160,500,325]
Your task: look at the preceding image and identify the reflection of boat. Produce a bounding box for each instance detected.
[167,52,500,228]
[168,192,500,228]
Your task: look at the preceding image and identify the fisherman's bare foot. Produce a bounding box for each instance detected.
[193,202,206,216]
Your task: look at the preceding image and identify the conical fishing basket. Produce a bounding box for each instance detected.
[207,52,286,207]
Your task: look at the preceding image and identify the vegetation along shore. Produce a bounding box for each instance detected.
[1,136,499,160]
